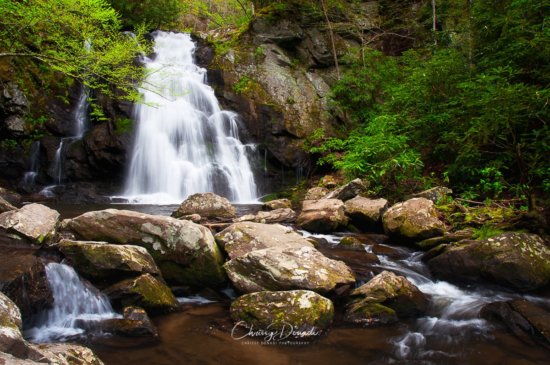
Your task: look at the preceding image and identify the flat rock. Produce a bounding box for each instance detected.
[344,196,388,231]
[263,199,291,210]
[233,208,297,224]
[0,204,59,246]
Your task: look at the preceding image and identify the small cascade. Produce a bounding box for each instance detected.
[25,263,119,342]
[22,141,41,187]
[49,87,89,187]
[123,31,258,204]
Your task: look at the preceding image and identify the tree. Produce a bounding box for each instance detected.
[0,0,149,104]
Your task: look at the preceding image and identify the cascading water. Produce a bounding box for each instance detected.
[25,263,119,343]
[123,32,258,204]
[22,141,41,187]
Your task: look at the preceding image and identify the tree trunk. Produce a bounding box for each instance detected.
[320,0,340,79]
[432,0,437,45]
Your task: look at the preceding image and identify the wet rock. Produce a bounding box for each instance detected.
[382,198,446,241]
[231,290,333,334]
[325,179,368,201]
[224,245,355,293]
[0,188,22,206]
[481,299,550,348]
[426,232,550,291]
[32,343,105,365]
[416,229,474,250]
[83,122,130,180]
[62,209,225,288]
[297,199,348,233]
[0,251,53,320]
[304,187,329,201]
[233,208,296,224]
[172,193,236,220]
[0,204,59,246]
[345,271,428,326]
[58,240,160,284]
[104,273,179,313]
[215,222,313,259]
[263,198,291,210]
[408,186,453,203]
[339,236,365,250]
[100,306,158,338]
[344,197,388,231]
[0,197,16,214]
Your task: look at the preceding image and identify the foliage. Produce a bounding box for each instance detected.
[108,0,184,30]
[182,0,254,29]
[233,76,253,94]
[472,224,505,241]
[0,0,149,105]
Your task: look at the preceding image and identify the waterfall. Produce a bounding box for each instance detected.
[25,263,119,343]
[123,31,258,204]
[23,141,41,187]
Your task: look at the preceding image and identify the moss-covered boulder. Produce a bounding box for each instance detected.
[58,240,160,284]
[231,290,333,334]
[104,273,178,313]
[297,199,348,233]
[345,271,428,326]
[426,232,550,291]
[0,204,59,246]
[382,198,446,242]
[344,196,388,231]
[0,251,53,320]
[224,245,355,293]
[215,222,312,259]
[263,199,292,211]
[62,209,225,288]
[171,193,236,220]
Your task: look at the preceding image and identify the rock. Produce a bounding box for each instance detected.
[63,209,225,288]
[215,222,313,259]
[0,204,59,246]
[263,199,291,210]
[0,251,53,320]
[382,198,446,241]
[297,199,348,233]
[171,193,236,220]
[324,178,368,201]
[304,187,329,200]
[233,208,296,224]
[319,175,338,189]
[0,197,16,214]
[416,229,474,249]
[345,271,428,326]
[344,196,388,231]
[224,245,355,293]
[426,232,550,291]
[83,122,130,180]
[58,240,160,284]
[481,299,550,348]
[230,290,333,334]
[408,186,453,203]
[0,188,21,206]
[339,236,365,250]
[100,306,158,338]
[104,274,179,313]
[32,343,105,365]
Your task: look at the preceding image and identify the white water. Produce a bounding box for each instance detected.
[123,32,258,204]
[23,141,41,187]
[25,263,119,342]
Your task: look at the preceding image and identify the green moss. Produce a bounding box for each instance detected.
[114,117,133,134]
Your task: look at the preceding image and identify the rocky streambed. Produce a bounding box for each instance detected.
[0,184,549,364]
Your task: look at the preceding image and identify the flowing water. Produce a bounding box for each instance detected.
[123,31,258,204]
[25,263,119,343]
[22,141,41,188]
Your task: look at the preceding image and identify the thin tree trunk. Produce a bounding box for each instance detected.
[432,0,437,45]
[320,0,340,79]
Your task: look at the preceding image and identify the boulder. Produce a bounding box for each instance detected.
[0,188,22,206]
[100,306,158,338]
[297,199,348,233]
[382,198,446,241]
[339,236,365,250]
[215,222,313,259]
[426,232,550,291]
[32,343,105,365]
[324,178,368,201]
[408,186,452,203]
[319,175,338,189]
[0,252,53,320]
[304,187,329,201]
[62,209,225,288]
[231,290,333,334]
[233,208,296,224]
[345,271,428,326]
[171,193,236,220]
[416,229,474,250]
[224,245,355,293]
[104,274,179,313]
[58,240,160,284]
[0,197,16,214]
[344,197,388,230]
[0,204,59,246]
[481,299,550,348]
[263,199,291,210]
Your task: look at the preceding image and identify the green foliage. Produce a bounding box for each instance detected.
[108,0,184,30]
[0,0,149,105]
[233,76,253,94]
[472,224,505,240]
[182,0,254,29]
[114,117,133,134]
